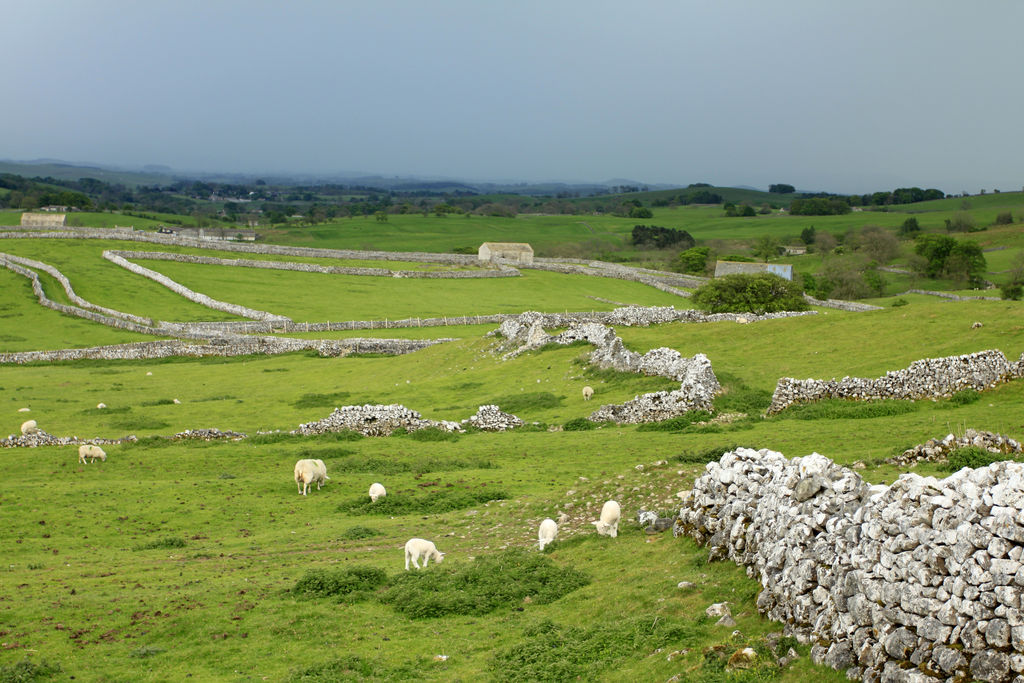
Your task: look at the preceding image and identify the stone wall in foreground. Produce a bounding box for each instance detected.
[678,447,1024,683]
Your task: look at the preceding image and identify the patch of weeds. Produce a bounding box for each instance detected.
[297,447,356,460]
[133,537,186,551]
[673,445,740,465]
[121,435,173,449]
[563,417,596,431]
[347,352,392,359]
[195,394,237,403]
[292,391,353,409]
[714,373,773,414]
[947,389,981,406]
[536,339,590,353]
[331,456,494,475]
[891,298,909,307]
[0,658,63,682]
[407,427,460,442]
[773,399,919,420]
[289,655,421,682]
[636,410,713,432]
[490,616,706,682]
[382,549,589,619]
[696,643,780,682]
[110,418,170,430]
[340,526,381,540]
[129,646,166,659]
[337,485,509,516]
[262,368,290,373]
[81,405,131,415]
[446,381,482,391]
[942,446,1022,471]
[515,422,548,432]
[486,391,565,413]
[310,430,365,443]
[292,566,387,602]
[248,432,300,445]
[218,473,236,480]
[687,423,724,433]
[140,398,175,407]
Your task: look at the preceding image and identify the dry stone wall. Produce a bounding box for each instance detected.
[294,403,527,437]
[768,350,1023,414]
[678,447,1024,683]
[888,430,1024,468]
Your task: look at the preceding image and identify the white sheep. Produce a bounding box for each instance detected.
[582,386,594,401]
[96,403,107,410]
[404,538,444,570]
[538,518,558,550]
[78,444,107,464]
[294,458,329,496]
[369,482,387,502]
[20,420,38,435]
[592,500,621,537]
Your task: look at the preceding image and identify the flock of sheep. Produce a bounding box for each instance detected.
[293,456,623,570]
[20,419,107,463]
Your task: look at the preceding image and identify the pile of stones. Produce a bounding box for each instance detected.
[887,429,1024,467]
[462,405,523,431]
[677,447,1024,682]
[294,404,462,437]
[170,428,247,441]
[768,350,1021,415]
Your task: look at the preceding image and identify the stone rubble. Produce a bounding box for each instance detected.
[677,447,1024,683]
[768,349,1024,414]
[294,404,464,437]
[588,353,719,424]
[461,405,524,432]
[887,429,1024,467]
[169,428,247,441]
[0,430,137,448]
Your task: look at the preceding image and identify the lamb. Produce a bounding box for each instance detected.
[592,500,621,537]
[538,518,558,550]
[368,482,387,502]
[78,444,107,464]
[96,403,107,409]
[294,458,329,496]
[404,538,444,570]
[582,386,594,401]
[20,420,38,435]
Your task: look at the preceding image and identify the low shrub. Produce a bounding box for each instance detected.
[891,298,909,307]
[948,389,981,406]
[381,549,589,619]
[292,566,387,601]
[337,486,508,516]
[563,417,596,431]
[673,444,740,465]
[406,427,460,442]
[340,526,381,540]
[140,398,176,406]
[774,399,919,420]
[289,655,421,682]
[133,537,185,551]
[636,410,713,432]
[490,617,706,682]
[942,446,1020,471]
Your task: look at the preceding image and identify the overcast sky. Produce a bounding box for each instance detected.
[3,1,1022,193]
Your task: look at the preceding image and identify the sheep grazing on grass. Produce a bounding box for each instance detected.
[582,386,594,401]
[20,420,38,435]
[18,407,30,413]
[96,403,107,410]
[538,518,558,550]
[404,538,444,570]
[592,500,621,537]
[294,458,329,496]
[368,482,387,502]
[78,444,107,464]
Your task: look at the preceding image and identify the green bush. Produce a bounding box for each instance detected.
[692,273,807,314]
[133,537,186,551]
[1001,282,1023,301]
[490,617,705,682]
[381,549,589,619]
[0,658,63,682]
[774,399,919,420]
[949,389,980,406]
[673,445,740,465]
[942,446,1018,471]
[563,417,596,431]
[635,410,712,432]
[289,655,421,682]
[337,486,508,516]
[995,211,1014,225]
[891,298,909,307]
[292,566,387,600]
[340,526,381,540]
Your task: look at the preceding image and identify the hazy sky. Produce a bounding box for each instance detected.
[3,1,1022,193]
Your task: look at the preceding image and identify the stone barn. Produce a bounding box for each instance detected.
[20,212,66,228]
[478,242,534,265]
[713,260,793,281]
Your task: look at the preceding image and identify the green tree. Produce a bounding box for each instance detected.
[374,211,388,222]
[692,273,807,314]
[914,234,957,277]
[769,183,795,194]
[899,216,920,236]
[628,206,653,219]
[672,246,711,275]
[751,235,781,262]
[944,242,987,286]
[800,226,816,245]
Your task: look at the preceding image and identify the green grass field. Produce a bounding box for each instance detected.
[2,209,1024,681]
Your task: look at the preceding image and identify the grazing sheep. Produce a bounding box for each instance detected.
[78,444,107,464]
[20,420,38,435]
[538,518,558,550]
[294,458,329,496]
[96,403,107,410]
[369,482,387,502]
[404,538,445,570]
[592,500,621,537]
[18,407,30,413]
[582,386,594,401]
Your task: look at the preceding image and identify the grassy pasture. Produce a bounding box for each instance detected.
[3,219,1024,680]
